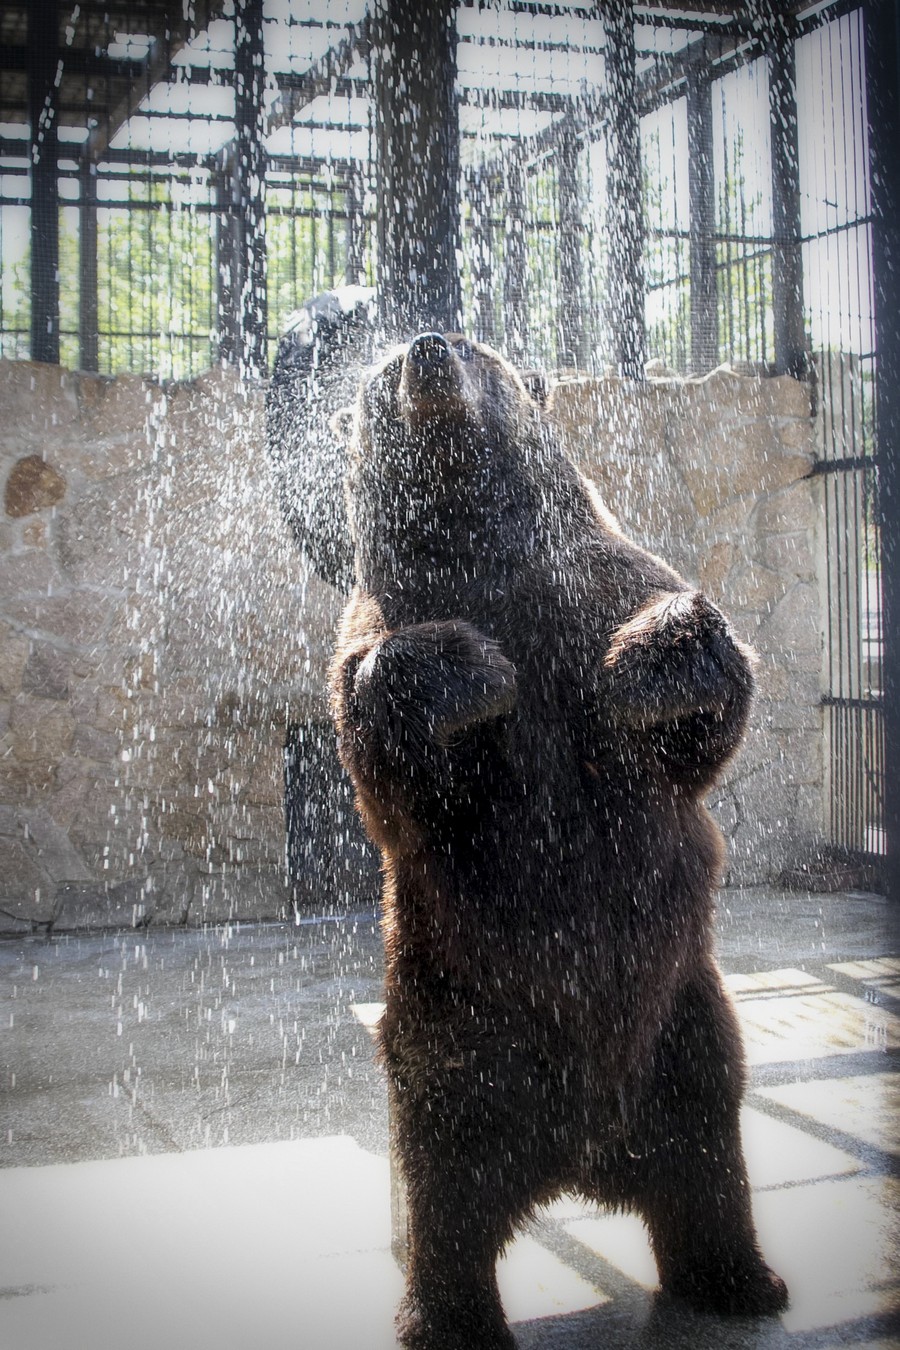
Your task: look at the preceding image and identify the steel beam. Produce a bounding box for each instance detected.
[78,159,99,372]
[687,70,717,372]
[28,0,59,364]
[373,0,462,337]
[502,155,529,366]
[231,0,267,379]
[601,1,646,379]
[556,120,587,369]
[762,2,808,377]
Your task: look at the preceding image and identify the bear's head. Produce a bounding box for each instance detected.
[341,332,581,592]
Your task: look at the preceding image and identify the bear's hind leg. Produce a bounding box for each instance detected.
[611,965,788,1317]
[387,1043,561,1350]
[395,1138,523,1350]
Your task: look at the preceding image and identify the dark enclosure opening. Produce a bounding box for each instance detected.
[284,721,380,914]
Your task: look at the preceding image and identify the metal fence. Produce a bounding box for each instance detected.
[0,0,889,871]
[0,2,866,379]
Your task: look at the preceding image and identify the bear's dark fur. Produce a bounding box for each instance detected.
[267,286,375,592]
[328,332,787,1349]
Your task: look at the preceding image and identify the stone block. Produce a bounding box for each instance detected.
[0,360,78,438]
[191,867,289,925]
[55,474,157,590]
[75,370,156,442]
[760,373,814,419]
[757,582,822,661]
[4,589,112,649]
[672,423,811,519]
[727,563,791,616]
[52,878,149,931]
[18,808,93,883]
[0,548,60,598]
[760,700,824,732]
[21,519,47,548]
[4,455,67,517]
[701,497,756,540]
[776,416,816,453]
[22,643,71,700]
[241,738,286,808]
[0,757,56,801]
[754,659,820,706]
[0,624,29,697]
[9,699,76,762]
[0,837,50,905]
[696,541,738,600]
[758,530,816,581]
[753,481,818,534]
[72,724,121,762]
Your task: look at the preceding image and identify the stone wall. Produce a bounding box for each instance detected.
[553,367,822,884]
[0,359,822,931]
[0,360,342,931]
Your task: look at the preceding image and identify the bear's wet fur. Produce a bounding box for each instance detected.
[329,332,788,1348]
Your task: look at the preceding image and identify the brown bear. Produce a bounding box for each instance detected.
[328,332,788,1349]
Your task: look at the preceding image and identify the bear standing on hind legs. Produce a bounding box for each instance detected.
[328,331,788,1349]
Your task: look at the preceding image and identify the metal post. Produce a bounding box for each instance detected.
[346,168,366,285]
[556,121,586,370]
[214,162,239,366]
[865,0,900,902]
[233,0,268,379]
[763,2,807,377]
[468,166,496,346]
[503,155,528,366]
[373,0,462,338]
[78,159,99,373]
[29,0,60,364]
[601,1,645,379]
[686,70,717,373]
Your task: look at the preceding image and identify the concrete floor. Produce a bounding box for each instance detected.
[1,886,898,1349]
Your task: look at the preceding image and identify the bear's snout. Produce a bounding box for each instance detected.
[407,331,452,370]
[398,332,469,426]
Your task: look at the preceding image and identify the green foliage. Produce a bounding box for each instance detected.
[97,175,215,379]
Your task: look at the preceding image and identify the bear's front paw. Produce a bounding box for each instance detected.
[354,619,517,748]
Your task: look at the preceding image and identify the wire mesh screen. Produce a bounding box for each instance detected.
[1,1,861,380]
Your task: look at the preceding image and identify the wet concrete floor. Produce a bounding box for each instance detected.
[0,885,898,1349]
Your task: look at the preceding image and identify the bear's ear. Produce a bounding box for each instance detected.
[329,406,356,442]
[521,369,551,408]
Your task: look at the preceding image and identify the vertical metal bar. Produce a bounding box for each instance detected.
[233,0,268,379]
[78,158,99,373]
[346,168,365,284]
[213,163,238,366]
[601,0,645,378]
[503,155,528,366]
[762,0,807,377]
[687,70,716,372]
[865,0,900,898]
[556,120,586,370]
[29,0,60,364]
[373,0,461,338]
[327,186,336,287]
[471,167,496,346]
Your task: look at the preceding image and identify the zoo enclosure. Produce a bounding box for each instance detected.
[1,0,898,896]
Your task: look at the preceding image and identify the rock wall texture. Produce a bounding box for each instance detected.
[0,361,342,932]
[0,359,821,930]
